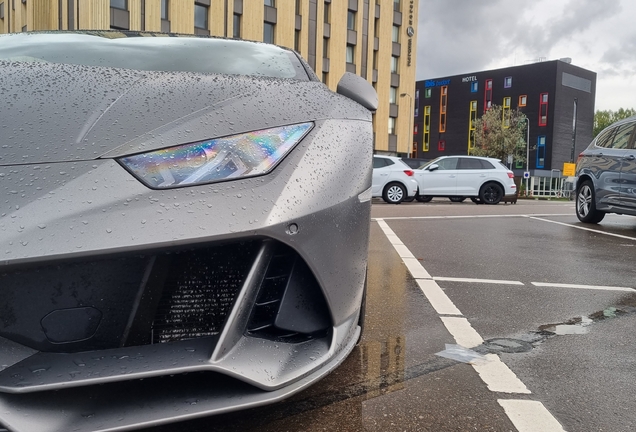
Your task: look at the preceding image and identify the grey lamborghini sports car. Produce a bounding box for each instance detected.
[0,31,377,432]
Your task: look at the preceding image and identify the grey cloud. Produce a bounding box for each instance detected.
[416,0,525,79]
[417,0,623,80]
[507,0,620,58]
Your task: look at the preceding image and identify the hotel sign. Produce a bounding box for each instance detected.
[425,79,451,88]
[407,0,415,66]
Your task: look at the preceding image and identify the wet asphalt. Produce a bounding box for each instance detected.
[147,198,636,432]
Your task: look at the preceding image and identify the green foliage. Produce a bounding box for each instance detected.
[593,108,636,137]
[471,105,528,166]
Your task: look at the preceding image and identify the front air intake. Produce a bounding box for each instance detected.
[151,242,260,344]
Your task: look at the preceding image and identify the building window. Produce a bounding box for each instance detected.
[0,3,4,19]
[265,0,275,6]
[536,136,546,168]
[324,2,330,23]
[194,4,208,29]
[539,93,548,126]
[393,0,401,12]
[111,0,127,9]
[296,0,301,14]
[388,117,396,135]
[161,0,168,19]
[439,86,447,133]
[234,14,241,38]
[438,140,446,151]
[390,56,398,73]
[389,87,397,104]
[503,97,511,128]
[346,45,354,63]
[392,25,399,43]
[425,88,431,98]
[294,30,300,51]
[347,10,356,30]
[423,106,431,151]
[468,100,477,150]
[519,95,527,107]
[264,22,275,44]
[504,76,512,88]
[471,82,478,93]
[484,79,492,111]
[323,38,329,57]
[322,72,328,84]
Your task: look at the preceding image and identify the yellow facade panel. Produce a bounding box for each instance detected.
[144,0,161,32]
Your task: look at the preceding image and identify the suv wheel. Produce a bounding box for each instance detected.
[416,194,433,202]
[479,183,503,204]
[576,180,605,223]
[383,182,406,204]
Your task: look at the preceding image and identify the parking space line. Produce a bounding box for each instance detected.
[373,214,572,221]
[532,282,635,292]
[473,355,531,394]
[403,257,432,279]
[498,400,566,432]
[530,216,636,241]
[439,317,483,347]
[435,276,524,286]
[375,218,565,431]
[417,280,461,315]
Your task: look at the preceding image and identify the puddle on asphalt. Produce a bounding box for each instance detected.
[540,316,593,335]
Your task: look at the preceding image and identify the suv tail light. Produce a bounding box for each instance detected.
[507,172,514,179]
[404,170,414,177]
[576,152,584,165]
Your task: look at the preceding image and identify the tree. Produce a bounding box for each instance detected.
[471,105,528,167]
[593,108,636,137]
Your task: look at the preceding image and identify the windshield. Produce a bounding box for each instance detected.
[0,32,309,80]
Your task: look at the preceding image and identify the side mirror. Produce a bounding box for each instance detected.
[426,164,439,171]
[336,72,378,111]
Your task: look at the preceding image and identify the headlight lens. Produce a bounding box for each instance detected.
[118,122,313,189]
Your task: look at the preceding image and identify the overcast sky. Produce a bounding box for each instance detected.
[416,0,636,111]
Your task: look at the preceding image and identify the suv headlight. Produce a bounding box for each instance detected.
[118,122,313,189]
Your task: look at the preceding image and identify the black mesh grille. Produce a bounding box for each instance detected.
[151,242,259,344]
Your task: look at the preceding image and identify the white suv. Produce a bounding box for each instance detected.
[414,156,517,204]
[372,155,419,204]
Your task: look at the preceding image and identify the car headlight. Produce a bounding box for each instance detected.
[118,122,313,189]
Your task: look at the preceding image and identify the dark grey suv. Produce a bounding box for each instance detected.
[575,116,636,223]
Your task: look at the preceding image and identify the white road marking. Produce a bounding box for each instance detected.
[403,257,431,279]
[532,282,635,292]
[530,216,636,241]
[473,354,531,394]
[498,400,566,432]
[440,317,483,348]
[375,218,565,431]
[417,280,461,315]
[435,276,524,286]
[393,244,415,259]
[373,213,572,221]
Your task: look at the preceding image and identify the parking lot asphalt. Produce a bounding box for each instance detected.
[147,198,636,432]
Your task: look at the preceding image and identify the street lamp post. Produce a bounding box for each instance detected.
[400,93,413,157]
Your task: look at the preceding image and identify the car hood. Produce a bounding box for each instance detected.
[0,61,369,166]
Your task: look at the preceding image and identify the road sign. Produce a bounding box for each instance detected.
[523,172,530,179]
[563,163,576,177]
